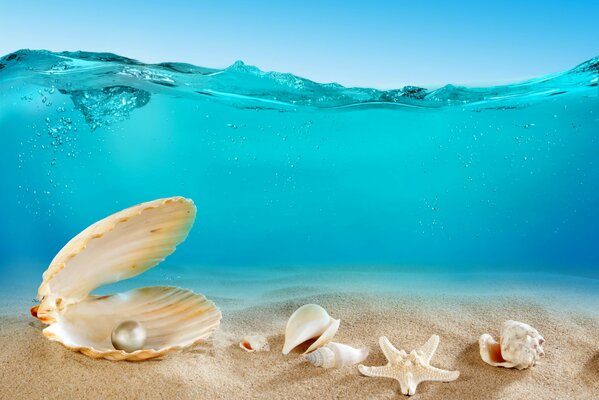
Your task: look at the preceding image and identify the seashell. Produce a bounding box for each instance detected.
[31,197,222,361]
[479,320,545,370]
[282,304,340,355]
[239,335,270,352]
[305,342,369,369]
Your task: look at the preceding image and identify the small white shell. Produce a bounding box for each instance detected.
[239,335,270,352]
[479,320,545,370]
[282,304,340,355]
[305,342,369,369]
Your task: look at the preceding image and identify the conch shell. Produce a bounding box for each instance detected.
[282,304,340,355]
[305,342,369,368]
[479,320,545,370]
[31,197,222,361]
[240,335,270,352]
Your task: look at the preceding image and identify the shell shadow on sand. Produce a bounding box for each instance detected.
[428,341,528,400]
[253,333,330,390]
[581,352,599,387]
[28,319,45,331]
[260,358,331,392]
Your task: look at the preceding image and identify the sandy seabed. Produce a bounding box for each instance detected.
[1,286,598,400]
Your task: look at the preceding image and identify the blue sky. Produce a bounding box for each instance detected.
[1,1,597,88]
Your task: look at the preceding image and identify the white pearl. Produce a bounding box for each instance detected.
[111,320,146,353]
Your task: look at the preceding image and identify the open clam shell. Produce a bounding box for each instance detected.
[32,197,222,361]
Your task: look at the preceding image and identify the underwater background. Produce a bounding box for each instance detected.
[0,50,598,299]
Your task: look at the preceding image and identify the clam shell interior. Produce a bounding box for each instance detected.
[44,287,221,360]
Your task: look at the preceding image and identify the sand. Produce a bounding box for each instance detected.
[1,284,598,400]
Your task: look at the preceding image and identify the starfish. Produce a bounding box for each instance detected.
[358,335,459,396]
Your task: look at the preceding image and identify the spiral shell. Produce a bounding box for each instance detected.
[479,320,545,370]
[305,346,336,368]
[305,342,369,369]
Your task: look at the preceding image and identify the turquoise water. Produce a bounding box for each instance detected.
[1,50,598,291]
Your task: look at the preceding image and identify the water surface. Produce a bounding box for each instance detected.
[1,50,598,292]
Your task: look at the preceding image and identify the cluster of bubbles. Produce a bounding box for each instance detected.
[16,86,79,219]
[66,86,151,131]
[44,112,78,156]
[15,82,154,220]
